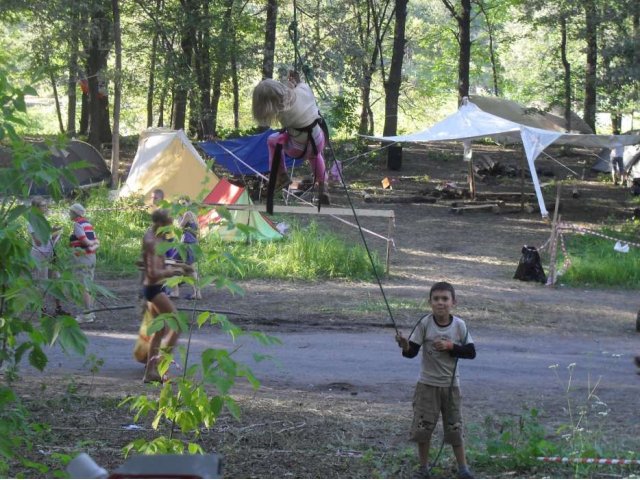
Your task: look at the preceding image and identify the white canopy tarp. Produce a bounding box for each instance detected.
[368,101,640,217]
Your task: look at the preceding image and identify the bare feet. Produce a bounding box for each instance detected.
[143,358,162,383]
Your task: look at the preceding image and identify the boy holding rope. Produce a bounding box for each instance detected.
[396,282,476,478]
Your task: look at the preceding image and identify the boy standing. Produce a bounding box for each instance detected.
[396,282,476,479]
[68,203,99,323]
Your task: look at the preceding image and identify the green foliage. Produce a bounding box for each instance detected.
[120,246,281,455]
[558,223,640,288]
[324,90,360,138]
[0,59,92,477]
[359,446,416,478]
[473,407,557,471]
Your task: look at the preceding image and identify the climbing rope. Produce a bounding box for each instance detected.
[322,118,399,334]
[284,1,398,333]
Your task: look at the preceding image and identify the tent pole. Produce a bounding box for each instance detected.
[546,184,562,286]
[520,152,526,212]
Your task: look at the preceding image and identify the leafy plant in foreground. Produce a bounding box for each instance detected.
[0,60,90,477]
[120,204,282,456]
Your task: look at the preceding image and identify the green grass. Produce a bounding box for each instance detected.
[200,221,382,280]
[46,189,382,281]
[558,223,640,288]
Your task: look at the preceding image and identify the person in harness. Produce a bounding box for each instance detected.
[252,70,330,209]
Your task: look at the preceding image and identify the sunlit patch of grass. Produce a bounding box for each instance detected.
[559,223,640,288]
[200,221,382,281]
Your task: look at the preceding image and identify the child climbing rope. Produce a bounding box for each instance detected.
[252,70,330,209]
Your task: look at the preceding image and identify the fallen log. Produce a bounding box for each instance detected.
[450,204,501,214]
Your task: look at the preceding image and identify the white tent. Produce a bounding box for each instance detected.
[368,100,640,217]
[119,129,219,202]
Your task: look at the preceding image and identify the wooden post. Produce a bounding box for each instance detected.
[386,216,393,275]
[468,159,476,200]
[546,184,562,286]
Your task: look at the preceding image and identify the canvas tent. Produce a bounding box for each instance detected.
[0,139,111,195]
[119,129,219,202]
[199,129,303,176]
[199,178,282,241]
[469,95,593,134]
[368,99,640,217]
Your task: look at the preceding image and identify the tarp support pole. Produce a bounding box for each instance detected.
[546,184,562,286]
[520,154,526,212]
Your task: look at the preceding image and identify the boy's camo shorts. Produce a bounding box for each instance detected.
[410,382,464,446]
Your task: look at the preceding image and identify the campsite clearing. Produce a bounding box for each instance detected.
[13,141,640,478]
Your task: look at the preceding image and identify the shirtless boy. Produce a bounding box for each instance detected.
[141,209,186,383]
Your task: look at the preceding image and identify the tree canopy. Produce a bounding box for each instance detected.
[0,0,637,143]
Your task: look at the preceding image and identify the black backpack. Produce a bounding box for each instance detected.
[514,245,547,283]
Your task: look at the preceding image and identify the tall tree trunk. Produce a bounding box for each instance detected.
[210,0,235,135]
[199,1,213,138]
[49,68,65,134]
[173,0,197,132]
[633,0,639,122]
[79,90,89,135]
[611,113,622,135]
[67,14,79,136]
[157,69,171,127]
[261,0,277,79]
[85,3,113,149]
[172,41,192,130]
[111,0,122,187]
[583,0,597,132]
[147,0,162,128]
[560,17,572,132]
[478,1,499,96]
[231,27,240,130]
[359,78,373,135]
[457,0,472,101]
[382,0,407,137]
[442,0,472,103]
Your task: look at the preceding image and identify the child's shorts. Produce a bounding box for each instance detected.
[73,255,96,285]
[611,157,624,174]
[410,382,464,446]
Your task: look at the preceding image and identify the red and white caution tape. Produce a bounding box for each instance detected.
[492,455,640,466]
[537,235,552,253]
[559,223,640,249]
[536,456,640,465]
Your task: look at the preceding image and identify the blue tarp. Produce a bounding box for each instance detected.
[199,129,304,176]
